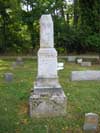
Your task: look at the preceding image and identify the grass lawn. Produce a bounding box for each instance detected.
[0,58,100,133]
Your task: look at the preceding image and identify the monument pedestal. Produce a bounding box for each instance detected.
[29,87,66,118]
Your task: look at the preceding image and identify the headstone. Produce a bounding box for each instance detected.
[29,14,67,117]
[81,61,91,67]
[12,62,17,68]
[77,58,83,64]
[67,56,76,62]
[57,62,64,70]
[16,57,23,65]
[71,70,100,81]
[4,73,13,82]
[83,113,98,132]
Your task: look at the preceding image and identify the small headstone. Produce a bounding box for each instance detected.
[83,113,98,132]
[81,61,91,66]
[4,73,13,82]
[57,62,64,70]
[71,70,100,81]
[12,62,17,68]
[77,58,83,64]
[16,57,23,65]
[67,56,76,62]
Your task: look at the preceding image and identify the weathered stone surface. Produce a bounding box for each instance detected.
[71,70,100,81]
[40,14,54,48]
[83,113,98,131]
[37,14,60,88]
[38,48,57,78]
[4,73,13,82]
[81,61,91,66]
[34,78,61,89]
[29,89,66,117]
[29,14,67,117]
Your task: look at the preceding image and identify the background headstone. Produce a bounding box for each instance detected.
[12,62,17,68]
[83,113,98,132]
[16,57,23,65]
[57,62,64,70]
[67,56,76,62]
[77,58,83,64]
[81,61,91,66]
[4,73,13,82]
[71,70,100,81]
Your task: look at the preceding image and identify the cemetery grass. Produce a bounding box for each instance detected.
[0,58,100,133]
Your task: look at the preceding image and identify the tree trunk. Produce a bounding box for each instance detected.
[73,0,78,27]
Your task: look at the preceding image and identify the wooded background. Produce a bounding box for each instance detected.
[0,0,100,55]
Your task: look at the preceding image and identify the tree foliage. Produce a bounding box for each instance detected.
[0,0,100,55]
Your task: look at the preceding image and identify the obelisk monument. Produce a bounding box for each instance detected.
[29,14,67,117]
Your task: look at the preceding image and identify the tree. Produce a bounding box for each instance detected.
[0,0,23,54]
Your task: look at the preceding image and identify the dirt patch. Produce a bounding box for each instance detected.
[18,102,28,115]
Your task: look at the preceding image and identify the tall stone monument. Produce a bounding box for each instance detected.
[29,14,67,117]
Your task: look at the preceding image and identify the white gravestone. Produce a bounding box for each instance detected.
[71,70,100,81]
[29,14,66,117]
[83,113,98,132]
[57,62,64,70]
[77,58,83,64]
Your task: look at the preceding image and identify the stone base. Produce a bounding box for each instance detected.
[34,77,61,89]
[29,88,67,118]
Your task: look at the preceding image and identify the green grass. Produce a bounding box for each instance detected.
[0,58,100,133]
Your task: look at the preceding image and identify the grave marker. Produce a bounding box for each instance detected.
[29,14,67,117]
[81,61,91,67]
[16,57,23,65]
[4,73,13,82]
[77,58,83,64]
[83,113,98,132]
[71,70,100,81]
[57,62,64,70]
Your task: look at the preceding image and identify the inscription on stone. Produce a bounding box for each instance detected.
[38,48,57,78]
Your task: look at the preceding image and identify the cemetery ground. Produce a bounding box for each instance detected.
[0,58,100,133]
